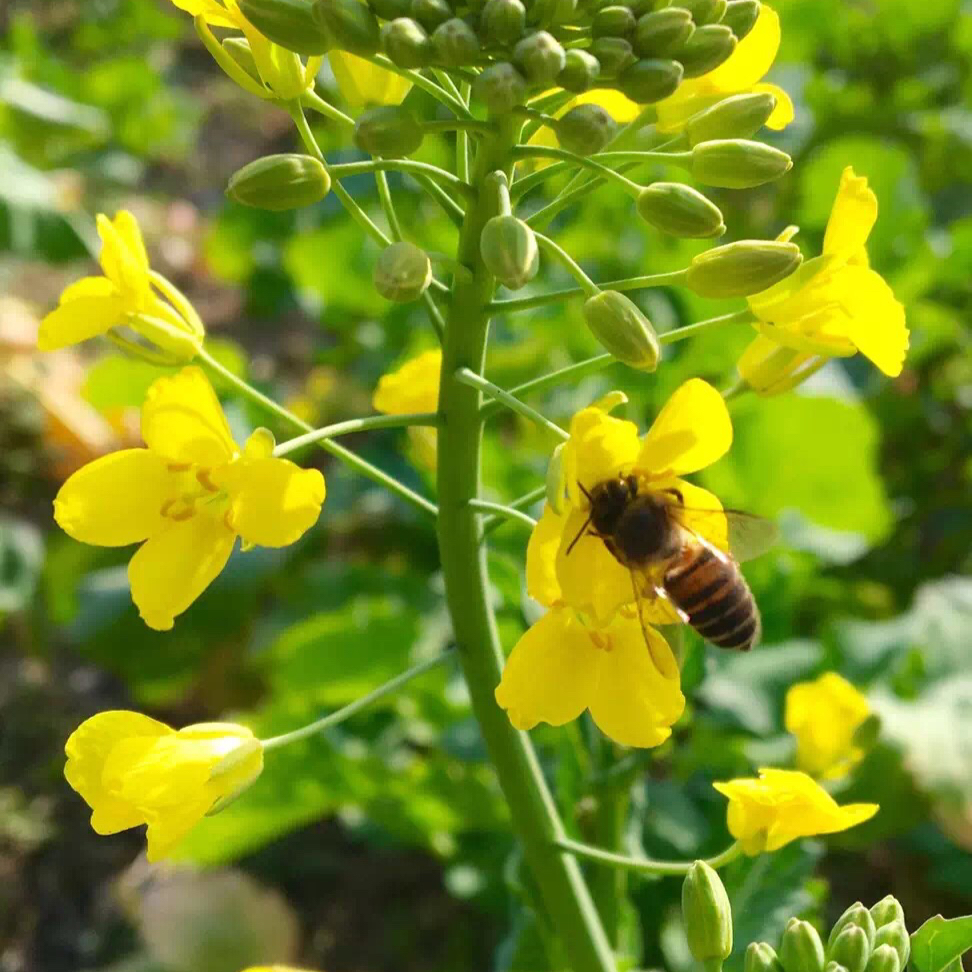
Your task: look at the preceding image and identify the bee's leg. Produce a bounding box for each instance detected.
[652,584,690,624]
[630,574,680,676]
[660,487,684,506]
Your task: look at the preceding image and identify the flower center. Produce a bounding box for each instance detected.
[161,465,232,528]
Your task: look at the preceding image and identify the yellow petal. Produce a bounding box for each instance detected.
[495,609,598,730]
[706,5,781,91]
[143,793,217,860]
[97,212,152,306]
[837,267,909,376]
[564,406,641,504]
[213,457,326,547]
[526,504,566,606]
[128,515,236,630]
[169,0,239,26]
[141,366,238,468]
[54,450,174,547]
[37,289,127,350]
[667,478,729,553]
[329,50,412,110]
[753,82,795,130]
[636,379,731,476]
[655,87,718,134]
[823,167,878,259]
[569,88,642,123]
[373,350,442,415]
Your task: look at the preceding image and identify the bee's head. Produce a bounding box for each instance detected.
[585,476,638,535]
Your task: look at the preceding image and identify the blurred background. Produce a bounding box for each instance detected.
[1,0,970,970]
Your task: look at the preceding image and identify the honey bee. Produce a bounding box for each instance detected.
[570,476,778,652]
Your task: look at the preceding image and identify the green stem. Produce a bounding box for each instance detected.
[555,839,743,876]
[327,159,474,198]
[364,55,472,117]
[455,367,569,440]
[423,118,491,136]
[467,499,538,530]
[482,484,547,534]
[590,741,630,946]
[272,412,439,457]
[534,231,601,297]
[436,114,617,972]
[512,146,644,197]
[262,652,453,749]
[197,347,438,517]
[413,173,466,223]
[301,89,355,129]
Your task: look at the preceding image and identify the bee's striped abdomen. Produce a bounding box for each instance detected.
[663,545,761,651]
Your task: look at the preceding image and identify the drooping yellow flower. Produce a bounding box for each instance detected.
[372,350,441,469]
[54,367,326,630]
[65,710,263,860]
[785,673,871,780]
[655,6,794,134]
[713,768,878,855]
[495,606,685,748]
[329,51,412,110]
[739,167,909,394]
[38,211,203,360]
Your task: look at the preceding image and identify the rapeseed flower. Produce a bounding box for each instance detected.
[739,167,909,394]
[372,350,441,469]
[65,710,263,860]
[329,51,412,110]
[714,768,878,855]
[785,672,871,780]
[54,367,326,630]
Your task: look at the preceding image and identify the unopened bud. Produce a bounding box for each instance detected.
[830,904,877,948]
[582,291,661,371]
[222,37,261,81]
[556,103,617,155]
[431,17,481,64]
[313,0,379,55]
[593,4,637,37]
[369,0,413,19]
[637,182,725,237]
[826,963,850,972]
[868,898,905,932]
[546,441,567,513]
[480,0,527,44]
[354,105,424,156]
[864,945,900,972]
[872,924,909,969]
[747,943,784,972]
[686,240,801,297]
[722,0,760,39]
[677,23,736,77]
[374,242,433,302]
[558,49,601,91]
[129,299,204,363]
[683,0,727,24]
[514,31,567,84]
[685,91,777,144]
[827,926,871,972]
[681,861,733,963]
[619,57,683,103]
[589,36,636,77]
[690,138,792,188]
[634,7,694,57]
[473,62,527,114]
[480,215,539,290]
[381,17,432,67]
[238,0,333,55]
[411,0,452,29]
[780,919,825,972]
[226,153,331,210]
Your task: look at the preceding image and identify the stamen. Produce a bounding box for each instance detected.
[196,468,219,492]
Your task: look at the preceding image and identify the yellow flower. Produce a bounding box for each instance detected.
[495,606,685,748]
[655,6,794,134]
[329,51,412,110]
[38,211,203,359]
[65,710,263,860]
[713,768,878,855]
[372,350,440,469]
[739,167,909,394]
[785,673,871,780]
[54,367,326,630]
[529,379,732,626]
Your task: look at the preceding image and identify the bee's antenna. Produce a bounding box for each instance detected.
[566,513,593,556]
[578,481,594,502]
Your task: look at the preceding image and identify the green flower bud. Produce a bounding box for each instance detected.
[683,0,727,24]
[868,898,905,932]
[686,239,801,297]
[826,963,850,972]
[374,242,433,302]
[827,926,871,972]
[514,31,567,84]
[830,905,877,950]
[592,4,637,37]
[630,0,672,14]
[780,919,826,972]
[690,138,792,188]
[556,103,618,155]
[313,0,380,54]
[872,924,909,969]
[381,17,432,67]
[558,49,601,91]
[722,0,760,39]
[589,36,636,77]
[676,23,736,77]
[636,182,725,237]
[369,0,413,20]
[431,17,481,64]
[685,91,777,144]
[411,0,452,29]
[222,37,261,82]
[582,291,661,371]
[681,861,733,963]
[633,7,694,57]
[226,153,331,210]
[480,0,527,44]
[353,105,425,156]
[747,943,784,972]
[238,0,333,55]
[473,62,528,113]
[618,57,683,102]
[864,945,900,972]
[480,215,539,290]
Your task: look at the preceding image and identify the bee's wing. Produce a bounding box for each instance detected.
[672,507,779,563]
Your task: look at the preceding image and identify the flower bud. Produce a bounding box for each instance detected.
[634,7,694,57]
[129,297,204,363]
[589,36,636,77]
[370,0,413,19]
[431,17,481,64]
[592,4,637,37]
[411,0,453,29]
[747,943,784,972]
[827,927,871,972]
[558,49,601,91]
[683,0,727,24]
[676,23,736,77]
[686,240,801,297]
[480,215,539,290]
[556,103,617,155]
[826,963,849,972]
[872,924,909,969]
[780,919,826,972]
[637,182,725,237]
[353,105,424,156]
[514,31,567,84]
[685,91,777,144]
[238,0,333,55]
[546,441,567,514]
[618,57,683,103]
[473,62,527,113]
[868,898,905,932]
[690,138,792,188]
[582,291,661,371]
[830,904,877,949]
[681,861,733,963]
[226,153,331,210]
[313,0,380,54]
[381,17,433,66]
[374,241,433,302]
[722,0,760,39]
[222,37,262,81]
[864,945,900,972]
[480,0,527,44]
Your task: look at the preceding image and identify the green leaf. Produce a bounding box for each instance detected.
[910,914,972,972]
